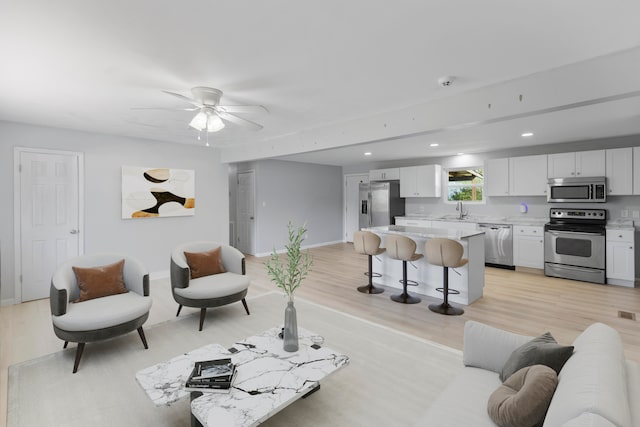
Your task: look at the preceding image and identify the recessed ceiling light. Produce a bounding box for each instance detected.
[364,152,372,156]
[521,132,534,137]
[457,152,465,156]
[429,143,439,147]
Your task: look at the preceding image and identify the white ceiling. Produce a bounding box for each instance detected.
[1,1,639,166]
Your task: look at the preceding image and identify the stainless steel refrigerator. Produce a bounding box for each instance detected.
[358,181,405,229]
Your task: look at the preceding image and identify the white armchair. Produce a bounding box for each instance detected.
[50,254,152,373]
[170,241,251,331]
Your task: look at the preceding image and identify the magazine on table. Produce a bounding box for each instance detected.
[185,369,237,393]
[192,358,235,379]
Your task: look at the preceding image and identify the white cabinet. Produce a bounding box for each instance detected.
[547,150,605,178]
[395,218,432,228]
[606,147,633,195]
[509,155,548,196]
[606,229,636,287]
[513,226,544,269]
[399,165,442,197]
[634,147,640,195]
[485,158,510,196]
[369,168,400,181]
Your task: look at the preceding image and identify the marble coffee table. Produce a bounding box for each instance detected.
[136,326,349,427]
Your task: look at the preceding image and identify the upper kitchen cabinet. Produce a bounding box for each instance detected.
[547,150,605,178]
[634,147,640,195]
[400,165,442,197]
[509,155,548,196]
[606,147,633,195]
[485,158,509,196]
[369,168,400,181]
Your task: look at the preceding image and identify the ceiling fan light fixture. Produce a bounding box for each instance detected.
[189,111,209,130]
[189,108,225,132]
[206,114,225,132]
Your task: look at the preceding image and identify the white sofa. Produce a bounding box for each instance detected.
[418,321,640,427]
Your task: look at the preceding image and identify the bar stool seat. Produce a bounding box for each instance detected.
[425,238,467,316]
[385,234,423,304]
[353,231,386,294]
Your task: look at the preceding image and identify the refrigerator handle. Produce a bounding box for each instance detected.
[361,200,368,215]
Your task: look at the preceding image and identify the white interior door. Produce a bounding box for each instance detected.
[236,171,255,255]
[344,174,369,242]
[17,149,82,302]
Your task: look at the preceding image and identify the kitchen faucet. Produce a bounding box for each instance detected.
[456,201,468,219]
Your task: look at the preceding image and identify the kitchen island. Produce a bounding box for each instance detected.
[364,225,485,305]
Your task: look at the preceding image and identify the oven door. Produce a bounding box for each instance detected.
[544,230,605,269]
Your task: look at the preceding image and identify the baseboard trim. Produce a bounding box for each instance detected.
[1,298,16,306]
[149,270,169,280]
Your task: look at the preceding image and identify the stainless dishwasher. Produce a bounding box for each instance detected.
[477,223,514,269]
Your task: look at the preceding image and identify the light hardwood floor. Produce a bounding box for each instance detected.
[2,242,639,426]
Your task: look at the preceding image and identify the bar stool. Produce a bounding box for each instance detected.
[385,234,423,304]
[353,231,386,294]
[425,238,467,316]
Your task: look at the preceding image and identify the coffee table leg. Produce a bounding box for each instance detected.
[190,391,204,427]
[302,383,321,399]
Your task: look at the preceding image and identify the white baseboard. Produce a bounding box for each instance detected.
[1,298,16,306]
[149,270,169,280]
[254,240,344,258]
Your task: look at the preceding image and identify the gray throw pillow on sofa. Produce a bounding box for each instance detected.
[500,332,574,382]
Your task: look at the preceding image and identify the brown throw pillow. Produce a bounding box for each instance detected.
[500,332,574,382]
[184,247,226,279]
[73,259,128,302]
[488,365,558,427]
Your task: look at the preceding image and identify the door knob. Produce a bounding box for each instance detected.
[250,216,255,220]
[70,229,79,234]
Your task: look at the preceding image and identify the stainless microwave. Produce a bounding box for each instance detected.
[547,177,607,203]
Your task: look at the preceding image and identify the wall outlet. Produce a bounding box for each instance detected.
[621,209,629,218]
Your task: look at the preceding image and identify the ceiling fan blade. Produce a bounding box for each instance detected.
[217,105,268,114]
[131,106,199,111]
[216,111,264,131]
[161,90,202,107]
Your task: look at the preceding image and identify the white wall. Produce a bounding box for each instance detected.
[235,159,343,256]
[0,121,229,304]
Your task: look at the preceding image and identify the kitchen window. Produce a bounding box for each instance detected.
[446,167,484,202]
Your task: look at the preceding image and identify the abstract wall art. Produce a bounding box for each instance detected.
[122,166,195,219]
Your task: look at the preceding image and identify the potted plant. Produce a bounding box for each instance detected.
[265,221,313,352]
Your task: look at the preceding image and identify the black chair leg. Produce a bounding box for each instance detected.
[429,266,464,316]
[390,261,421,304]
[176,305,183,317]
[199,308,206,331]
[137,326,149,349]
[358,255,384,294]
[241,298,250,315]
[73,343,85,374]
[63,341,69,349]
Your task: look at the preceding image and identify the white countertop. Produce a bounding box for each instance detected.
[397,215,548,227]
[606,219,635,230]
[366,225,484,239]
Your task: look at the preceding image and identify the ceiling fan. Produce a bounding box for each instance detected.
[135,87,267,132]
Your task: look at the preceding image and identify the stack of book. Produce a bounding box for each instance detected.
[184,357,236,393]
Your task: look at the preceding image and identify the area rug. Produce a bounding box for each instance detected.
[8,292,463,426]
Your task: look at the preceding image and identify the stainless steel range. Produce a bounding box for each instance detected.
[544,208,607,284]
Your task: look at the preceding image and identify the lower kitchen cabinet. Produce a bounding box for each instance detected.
[514,226,544,269]
[606,229,636,287]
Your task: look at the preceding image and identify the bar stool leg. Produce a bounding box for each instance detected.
[429,266,464,315]
[358,255,384,294]
[390,261,421,304]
